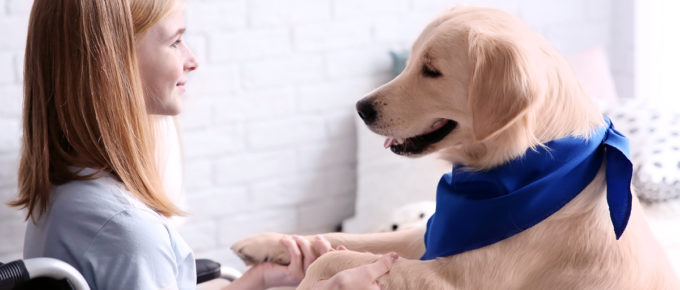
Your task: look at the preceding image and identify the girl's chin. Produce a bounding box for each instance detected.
[147,100,182,116]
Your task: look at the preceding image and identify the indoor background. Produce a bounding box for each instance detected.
[3,0,676,272]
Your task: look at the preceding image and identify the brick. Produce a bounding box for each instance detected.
[243,55,324,88]
[178,218,218,252]
[6,0,32,14]
[182,33,208,70]
[585,0,612,22]
[411,0,457,13]
[296,194,355,231]
[0,16,29,50]
[211,87,296,123]
[464,0,521,15]
[332,0,409,19]
[319,166,357,197]
[217,208,298,245]
[13,52,22,84]
[296,79,375,113]
[519,0,586,28]
[0,187,22,219]
[541,21,609,55]
[209,28,291,63]
[325,111,357,140]
[186,64,239,96]
[0,118,21,153]
[249,174,324,209]
[250,0,332,27]
[295,138,356,172]
[183,158,213,191]
[178,96,212,130]
[0,84,22,119]
[0,52,14,84]
[372,14,431,43]
[326,48,392,79]
[215,150,296,185]
[293,20,371,52]
[0,218,25,253]
[0,153,19,189]
[246,116,326,149]
[185,0,247,31]
[181,125,246,159]
[186,186,249,218]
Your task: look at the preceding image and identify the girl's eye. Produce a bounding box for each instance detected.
[171,39,182,48]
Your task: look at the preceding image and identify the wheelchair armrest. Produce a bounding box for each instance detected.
[196,259,221,284]
[0,258,89,290]
[0,260,29,290]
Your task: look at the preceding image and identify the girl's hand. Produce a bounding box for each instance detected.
[309,252,398,290]
[260,235,333,288]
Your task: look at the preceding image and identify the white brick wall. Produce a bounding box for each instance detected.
[0,0,629,272]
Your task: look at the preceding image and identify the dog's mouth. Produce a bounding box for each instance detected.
[384,119,458,155]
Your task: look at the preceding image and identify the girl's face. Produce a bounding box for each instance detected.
[136,6,198,115]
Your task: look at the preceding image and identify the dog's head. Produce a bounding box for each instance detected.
[356,7,601,169]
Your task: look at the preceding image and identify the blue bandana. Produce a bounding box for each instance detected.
[421,117,632,260]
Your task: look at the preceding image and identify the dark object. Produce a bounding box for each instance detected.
[196,259,221,283]
[0,260,29,290]
[356,99,377,125]
[1,258,224,290]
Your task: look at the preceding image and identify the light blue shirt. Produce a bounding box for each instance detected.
[23,169,196,290]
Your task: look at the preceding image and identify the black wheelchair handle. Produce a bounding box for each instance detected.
[0,260,29,290]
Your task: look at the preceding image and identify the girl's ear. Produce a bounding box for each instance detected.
[467,32,540,141]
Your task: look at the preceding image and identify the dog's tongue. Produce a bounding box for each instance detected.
[424,119,447,135]
[384,138,396,149]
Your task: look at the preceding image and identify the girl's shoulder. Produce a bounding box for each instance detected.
[51,174,147,221]
[40,173,168,245]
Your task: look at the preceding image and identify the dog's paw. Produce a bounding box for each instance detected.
[230,232,290,266]
[298,250,384,289]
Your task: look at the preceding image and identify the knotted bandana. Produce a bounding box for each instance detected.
[421,117,632,260]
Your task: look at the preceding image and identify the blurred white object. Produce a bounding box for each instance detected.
[375,201,436,232]
[601,98,680,202]
[565,45,618,101]
[636,0,680,107]
[342,115,449,233]
[643,199,680,275]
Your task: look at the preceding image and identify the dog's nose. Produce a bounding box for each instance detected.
[356,100,377,125]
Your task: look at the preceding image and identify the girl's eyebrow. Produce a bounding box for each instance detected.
[167,27,186,40]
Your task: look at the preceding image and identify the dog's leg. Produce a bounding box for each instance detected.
[298,250,450,290]
[231,227,426,266]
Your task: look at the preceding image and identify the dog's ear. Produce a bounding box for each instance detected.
[468,32,539,141]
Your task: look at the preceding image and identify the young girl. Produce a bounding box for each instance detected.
[11,0,394,289]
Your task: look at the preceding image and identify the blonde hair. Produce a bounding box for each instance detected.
[10,0,183,220]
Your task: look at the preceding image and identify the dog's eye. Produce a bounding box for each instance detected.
[422,64,442,78]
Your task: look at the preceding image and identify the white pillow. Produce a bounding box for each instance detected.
[342,115,450,233]
[600,98,680,202]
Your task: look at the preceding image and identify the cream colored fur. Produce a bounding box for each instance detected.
[232,7,680,289]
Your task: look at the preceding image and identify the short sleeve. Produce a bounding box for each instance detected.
[81,210,186,290]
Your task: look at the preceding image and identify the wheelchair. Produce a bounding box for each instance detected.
[0,257,238,290]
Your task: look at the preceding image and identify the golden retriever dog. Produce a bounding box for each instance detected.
[232,6,680,289]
